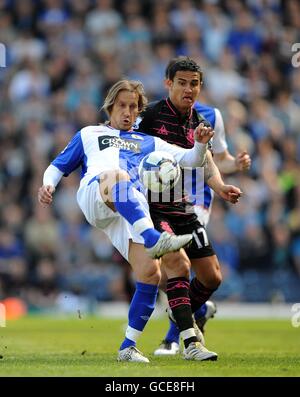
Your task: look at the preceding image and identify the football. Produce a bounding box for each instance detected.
[138,151,181,193]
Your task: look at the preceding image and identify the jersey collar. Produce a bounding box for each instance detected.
[166,97,193,121]
[106,124,134,134]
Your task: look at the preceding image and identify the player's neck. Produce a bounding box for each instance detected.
[168,97,192,116]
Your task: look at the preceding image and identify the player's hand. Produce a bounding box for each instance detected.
[235,150,251,171]
[38,185,55,207]
[194,122,214,144]
[218,185,242,204]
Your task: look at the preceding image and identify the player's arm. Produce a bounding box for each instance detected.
[38,165,64,206]
[38,131,84,206]
[214,149,251,173]
[156,122,214,167]
[179,122,214,166]
[212,108,251,173]
[204,151,242,204]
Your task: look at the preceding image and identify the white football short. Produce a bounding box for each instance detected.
[77,175,148,261]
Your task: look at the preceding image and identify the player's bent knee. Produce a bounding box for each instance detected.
[173,257,190,278]
[101,169,130,185]
[99,169,130,205]
[114,169,130,182]
[217,271,222,285]
[206,272,222,290]
[138,262,161,285]
[162,251,190,279]
[159,271,168,291]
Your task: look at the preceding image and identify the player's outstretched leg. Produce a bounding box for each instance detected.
[112,180,192,258]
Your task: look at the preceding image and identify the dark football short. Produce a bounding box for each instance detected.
[151,212,215,259]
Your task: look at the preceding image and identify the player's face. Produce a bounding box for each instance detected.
[166,71,201,114]
[110,91,139,131]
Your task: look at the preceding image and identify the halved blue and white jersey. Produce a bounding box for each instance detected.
[50,124,207,194]
[195,102,227,155]
[192,102,228,225]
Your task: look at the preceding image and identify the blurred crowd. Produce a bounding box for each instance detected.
[0,0,300,311]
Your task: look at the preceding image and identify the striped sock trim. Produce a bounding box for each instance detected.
[166,280,190,292]
[180,328,196,341]
[169,297,191,309]
[125,325,142,343]
[132,218,154,234]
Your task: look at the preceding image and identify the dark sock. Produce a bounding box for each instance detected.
[166,277,197,348]
[189,277,216,313]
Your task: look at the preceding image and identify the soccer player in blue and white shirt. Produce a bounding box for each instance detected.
[193,101,251,226]
[39,80,240,362]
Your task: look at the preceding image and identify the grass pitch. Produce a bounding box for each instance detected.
[0,315,299,377]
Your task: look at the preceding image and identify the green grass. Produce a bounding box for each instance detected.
[0,316,299,377]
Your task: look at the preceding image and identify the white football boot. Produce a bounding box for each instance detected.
[183,342,218,361]
[117,346,149,363]
[146,232,193,259]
